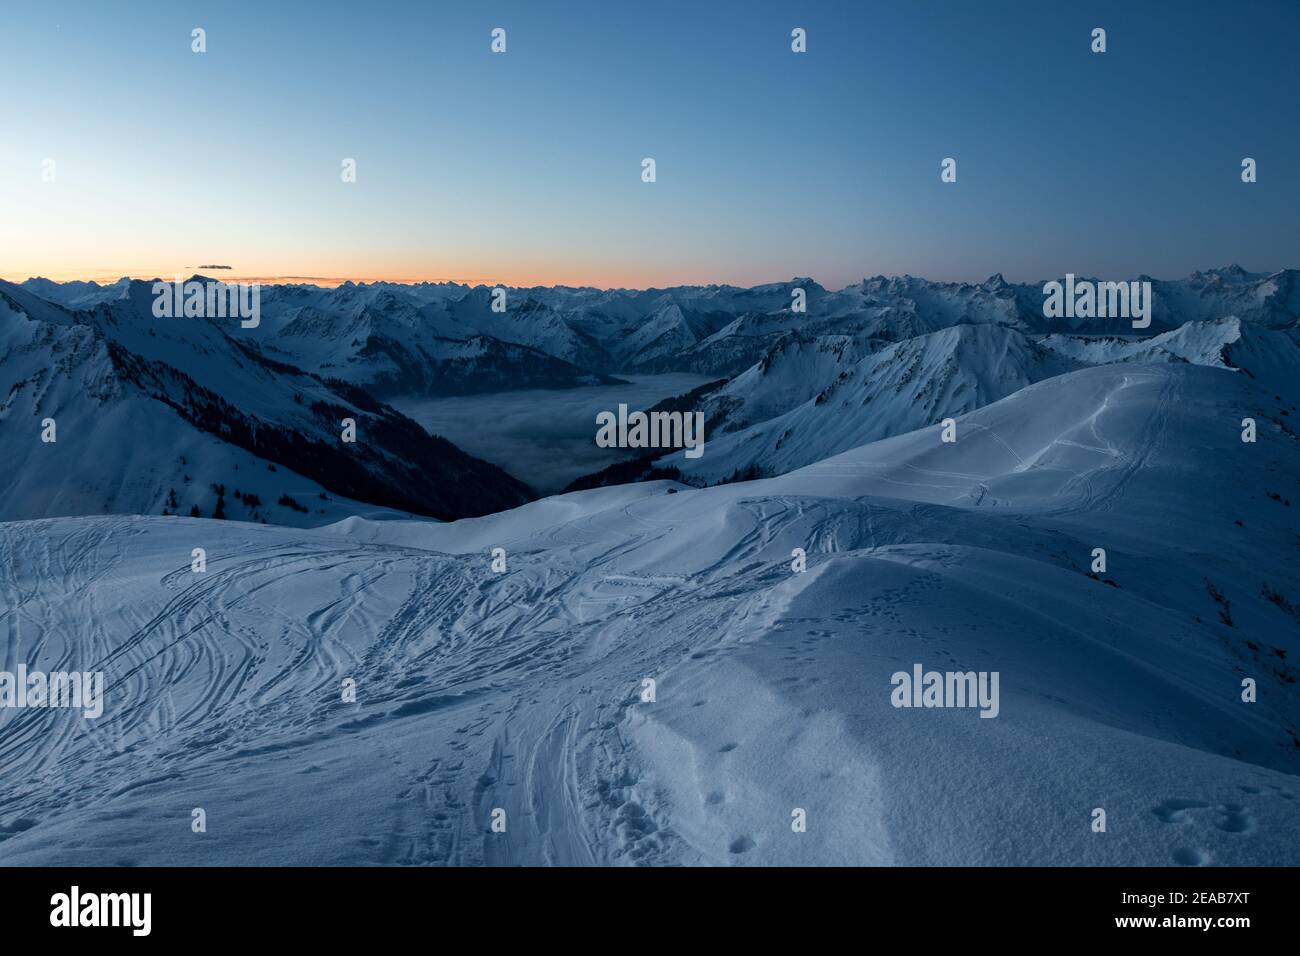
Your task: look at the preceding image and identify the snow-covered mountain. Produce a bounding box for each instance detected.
[1,361,1295,865]
[656,316,1300,484]
[679,324,1076,482]
[27,267,1296,388]
[0,280,533,523]
[16,276,132,309]
[255,286,621,397]
[10,267,1300,515]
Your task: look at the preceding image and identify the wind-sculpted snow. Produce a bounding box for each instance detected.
[668,324,1078,483]
[1,365,1295,865]
[658,315,1300,486]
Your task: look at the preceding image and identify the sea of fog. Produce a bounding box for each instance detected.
[391,373,715,494]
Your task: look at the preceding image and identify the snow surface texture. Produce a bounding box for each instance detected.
[0,356,1296,865]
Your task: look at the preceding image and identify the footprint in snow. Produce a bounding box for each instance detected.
[1214,805,1256,834]
[1152,799,1209,823]
[729,836,755,854]
[1153,797,1259,835]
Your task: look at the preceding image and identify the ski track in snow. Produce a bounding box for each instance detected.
[0,364,1297,866]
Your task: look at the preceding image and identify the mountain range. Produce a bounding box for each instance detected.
[2,265,1298,865]
[0,279,532,524]
[7,266,1298,523]
[1,358,1296,865]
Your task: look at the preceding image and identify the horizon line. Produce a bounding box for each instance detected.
[1,263,1287,294]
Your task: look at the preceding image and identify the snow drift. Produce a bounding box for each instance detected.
[0,362,1295,866]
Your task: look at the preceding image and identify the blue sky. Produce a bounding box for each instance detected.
[1,0,1296,287]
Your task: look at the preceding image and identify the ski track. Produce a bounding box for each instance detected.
[0,365,1297,866]
[0,510,823,865]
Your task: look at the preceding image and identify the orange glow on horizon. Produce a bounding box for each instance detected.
[0,261,793,292]
[2,252,790,290]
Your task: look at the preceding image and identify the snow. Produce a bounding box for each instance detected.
[667,323,1078,483]
[0,280,533,524]
[1,362,1295,865]
[663,317,1300,486]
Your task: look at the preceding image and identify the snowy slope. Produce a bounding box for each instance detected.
[445,287,615,372]
[654,317,1300,486]
[21,268,1300,383]
[18,277,131,309]
[0,293,405,527]
[665,324,1079,483]
[0,362,1295,866]
[13,272,1300,517]
[0,280,533,523]
[258,287,619,397]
